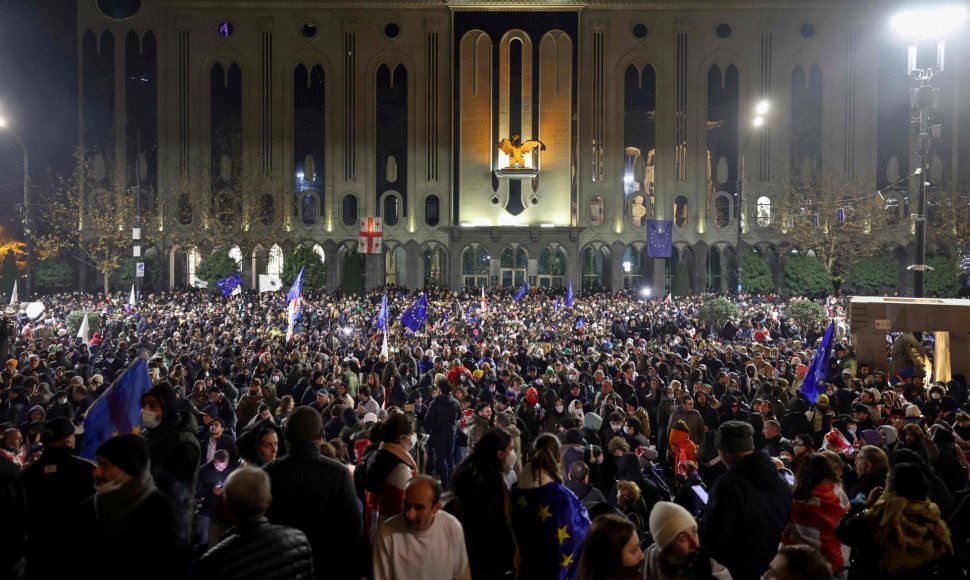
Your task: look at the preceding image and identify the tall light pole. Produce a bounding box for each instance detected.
[891,4,968,297]
[0,117,31,300]
[735,100,770,295]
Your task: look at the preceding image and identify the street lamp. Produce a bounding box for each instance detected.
[0,116,31,300]
[735,100,770,295]
[891,3,968,297]
[623,260,632,290]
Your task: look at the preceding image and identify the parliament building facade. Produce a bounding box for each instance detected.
[77,0,970,293]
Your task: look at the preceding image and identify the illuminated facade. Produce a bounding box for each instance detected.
[78,0,970,293]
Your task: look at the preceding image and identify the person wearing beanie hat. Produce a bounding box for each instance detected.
[140,382,202,543]
[701,420,792,580]
[68,433,190,578]
[20,417,95,578]
[264,403,365,578]
[644,501,729,580]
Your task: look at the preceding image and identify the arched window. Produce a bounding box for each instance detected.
[756,196,771,227]
[187,247,203,287]
[425,195,440,227]
[228,246,243,271]
[342,194,358,226]
[581,246,608,291]
[500,246,528,287]
[267,244,284,278]
[622,246,644,290]
[707,246,723,293]
[538,246,567,288]
[178,193,192,225]
[423,246,447,287]
[714,195,730,228]
[589,195,605,226]
[462,245,490,287]
[384,246,407,285]
[885,196,900,227]
[382,194,399,227]
[301,192,319,226]
[312,243,325,264]
[674,196,689,227]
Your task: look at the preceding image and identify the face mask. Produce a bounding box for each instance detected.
[141,409,160,429]
[847,426,857,434]
[489,386,496,392]
[932,393,941,400]
[550,377,558,384]
[57,397,67,404]
[504,449,517,472]
[272,376,281,383]
[409,433,418,450]
[95,475,127,494]
[555,405,564,413]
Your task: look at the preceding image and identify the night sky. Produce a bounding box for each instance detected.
[0,0,77,238]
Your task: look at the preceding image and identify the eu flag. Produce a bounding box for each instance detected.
[286,267,305,342]
[646,219,673,258]
[800,322,835,404]
[511,482,591,580]
[513,281,528,302]
[378,293,388,331]
[400,293,428,332]
[565,280,574,307]
[80,358,153,460]
[217,273,242,297]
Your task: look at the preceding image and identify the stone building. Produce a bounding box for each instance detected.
[77,0,970,293]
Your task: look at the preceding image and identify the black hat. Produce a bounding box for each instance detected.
[316,387,330,397]
[941,396,959,412]
[715,421,755,454]
[286,407,323,443]
[41,417,75,444]
[202,404,219,418]
[852,403,869,413]
[96,434,149,477]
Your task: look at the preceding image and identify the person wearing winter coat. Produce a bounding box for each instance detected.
[700,421,792,580]
[140,382,202,542]
[781,455,850,574]
[667,396,705,445]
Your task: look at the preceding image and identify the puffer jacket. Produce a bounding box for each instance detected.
[700,451,793,580]
[144,403,202,541]
[193,517,314,580]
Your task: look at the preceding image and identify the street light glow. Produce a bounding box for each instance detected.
[641,287,652,298]
[752,116,765,128]
[0,118,6,129]
[755,100,770,115]
[891,4,968,39]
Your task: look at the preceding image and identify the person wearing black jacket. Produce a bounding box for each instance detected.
[701,421,792,580]
[264,408,365,580]
[195,466,314,580]
[425,379,462,489]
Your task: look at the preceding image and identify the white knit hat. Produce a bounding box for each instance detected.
[648,501,697,551]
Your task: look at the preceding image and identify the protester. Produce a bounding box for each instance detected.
[373,475,471,580]
[194,466,314,580]
[576,513,644,580]
[644,501,730,580]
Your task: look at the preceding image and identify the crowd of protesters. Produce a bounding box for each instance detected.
[0,284,969,580]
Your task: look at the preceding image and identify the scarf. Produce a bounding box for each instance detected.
[380,441,418,472]
[870,490,953,574]
[94,470,157,535]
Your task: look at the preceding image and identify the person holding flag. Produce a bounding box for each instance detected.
[400,293,427,333]
[800,322,835,405]
[286,267,305,342]
[378,292,389,358]
[513,281,528,302]
[217,273,243,297]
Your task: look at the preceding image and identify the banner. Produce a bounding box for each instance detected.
[646,219,673,258]
[358,217,384,254]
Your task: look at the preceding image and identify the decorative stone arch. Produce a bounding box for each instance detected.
[420,242,449,289]
[580,242,613,292]
[337,240,365,295]
[200,50,253,182]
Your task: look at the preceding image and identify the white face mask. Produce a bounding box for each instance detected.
[847,426,857,434]
[141,409,161,429]
[555,405,564,413]
[94,475,128,494]
[504,449,517,472]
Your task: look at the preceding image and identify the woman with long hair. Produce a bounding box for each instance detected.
[782,454,850,574]
[512,433,591,580]
[451,427,517,580]
[357,412,418,540]
[577,514,644,580]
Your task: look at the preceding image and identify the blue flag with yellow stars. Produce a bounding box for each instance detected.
[400,292,428,332]
[512,482,591,580]
[646,219,673,258]
[80,357,153,459]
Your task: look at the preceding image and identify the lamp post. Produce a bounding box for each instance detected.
[623,260,632,291]
[0,117,31,300]
[891,4,968,298]
[735,100,770,296]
